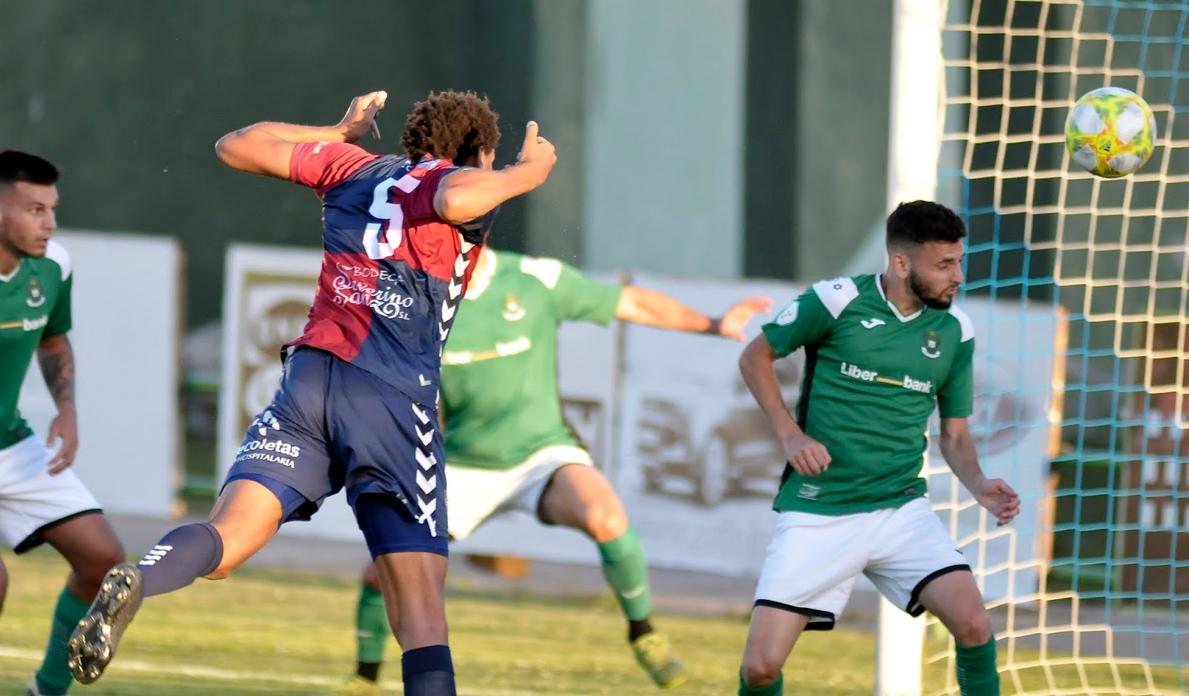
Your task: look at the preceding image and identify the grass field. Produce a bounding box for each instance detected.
[4,551,1186,695]
[0,550,877,695]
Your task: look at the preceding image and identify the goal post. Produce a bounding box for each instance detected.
[876,1,947,694]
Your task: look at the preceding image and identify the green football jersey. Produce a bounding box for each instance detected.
[0,241,73,449]
[441,249,622,469]
[762,274,974,515]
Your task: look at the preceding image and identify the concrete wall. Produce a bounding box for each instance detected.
[791,0,893,279]
[0,0,536,326]
[582,0,747,279]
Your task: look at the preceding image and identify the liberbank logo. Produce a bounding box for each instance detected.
[0,315,48,332]
[839,361,933,394]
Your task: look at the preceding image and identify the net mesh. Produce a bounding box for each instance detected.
[925,0,1189,693]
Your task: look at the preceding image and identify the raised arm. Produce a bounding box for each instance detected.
[433,121,557,225]
[739,335,830,476]
[215,91,388,179]
[938,417,1020,525]
[616,287,772,340]
[37,333,78,473]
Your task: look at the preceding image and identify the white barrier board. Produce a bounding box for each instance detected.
[18,230,181,518]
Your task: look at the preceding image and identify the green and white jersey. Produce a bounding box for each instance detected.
[0,241,72,449]
[441,249,622,470]
[762,274,974,515]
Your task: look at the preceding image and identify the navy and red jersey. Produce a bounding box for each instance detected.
[285,141,489,404]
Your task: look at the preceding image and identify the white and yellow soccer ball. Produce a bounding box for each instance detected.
[1065,87,1157,178]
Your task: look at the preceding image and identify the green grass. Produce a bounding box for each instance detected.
[5,551,1184,695]
[0,550,875,695]
[922,635,1188,695]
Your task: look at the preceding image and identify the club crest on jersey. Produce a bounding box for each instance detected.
[502,293,526,321]
[26,277,45,308]
[921,330,941,359]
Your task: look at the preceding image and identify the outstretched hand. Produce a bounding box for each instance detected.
[717,297,774,341]
[338,91,387,144]
[516,121,557,178]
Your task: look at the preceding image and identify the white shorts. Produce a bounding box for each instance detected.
[446,445,593,541]
[0,435,102,553]
[753,497,968,630]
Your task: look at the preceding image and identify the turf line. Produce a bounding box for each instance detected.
[0,645,539,695]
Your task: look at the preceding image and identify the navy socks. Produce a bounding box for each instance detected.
[138,522,225,597]
[402,644,456,696]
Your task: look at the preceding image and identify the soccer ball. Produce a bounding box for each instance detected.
[1065,87,1157,178]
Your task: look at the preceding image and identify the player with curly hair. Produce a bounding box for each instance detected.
[68,90,556,696]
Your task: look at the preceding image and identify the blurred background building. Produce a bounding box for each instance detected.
[0,0,893,328]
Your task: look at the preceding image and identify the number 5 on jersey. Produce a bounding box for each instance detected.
[362,174,422,259]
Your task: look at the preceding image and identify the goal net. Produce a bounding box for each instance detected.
[883,1,1188,694]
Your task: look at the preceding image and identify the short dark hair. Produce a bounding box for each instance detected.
[401,90,501,165]
[886,200,966,248]
[0,150,59,187]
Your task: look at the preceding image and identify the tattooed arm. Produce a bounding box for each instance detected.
[37,333,78,474]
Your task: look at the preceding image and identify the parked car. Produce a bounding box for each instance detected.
[636,359,802,506]
[637,355,1031,507]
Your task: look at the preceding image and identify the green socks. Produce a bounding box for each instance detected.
[356,583,390,665]
[730,637,993,696]
[738,672,783,695]
[597,529,652,622]
[956,636,1000,695]
[36,587,91,695]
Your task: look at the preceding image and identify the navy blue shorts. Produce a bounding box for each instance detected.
[226,347,448,556]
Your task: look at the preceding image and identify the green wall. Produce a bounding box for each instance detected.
[1,0,535,326]
[1,0,894,325]
[791,0,893,279]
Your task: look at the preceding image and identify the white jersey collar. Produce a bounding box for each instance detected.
[0,260,22,283]
[874,273,924,322]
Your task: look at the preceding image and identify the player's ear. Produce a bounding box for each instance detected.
[888,246,912,279]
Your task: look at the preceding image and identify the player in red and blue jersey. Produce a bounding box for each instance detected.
[68,90,557,696]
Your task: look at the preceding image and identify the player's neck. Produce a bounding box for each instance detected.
[0,244,20,277]
[879,271,922,316]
